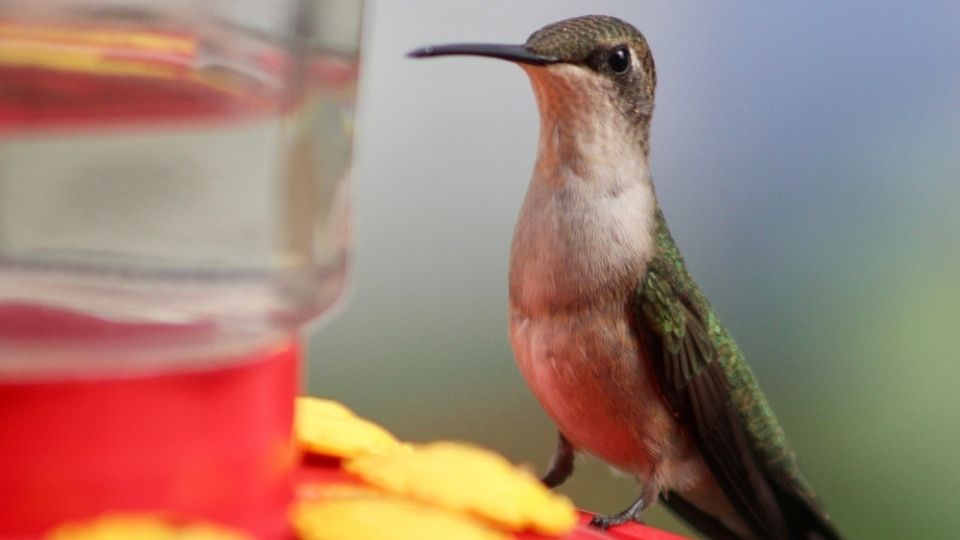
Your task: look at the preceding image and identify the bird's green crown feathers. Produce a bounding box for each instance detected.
[526,15,655,79]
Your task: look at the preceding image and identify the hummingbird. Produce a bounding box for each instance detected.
[411,15,843,540]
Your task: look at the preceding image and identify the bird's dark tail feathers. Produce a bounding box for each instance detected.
[662,485,843,540]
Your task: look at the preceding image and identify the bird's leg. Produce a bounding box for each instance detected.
[540,432,575,488]
[588,482,657,529]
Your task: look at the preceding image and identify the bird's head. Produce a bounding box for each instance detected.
[411,15,657,155]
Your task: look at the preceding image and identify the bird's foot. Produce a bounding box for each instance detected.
[540,432,575,488]
[588,496,646,529]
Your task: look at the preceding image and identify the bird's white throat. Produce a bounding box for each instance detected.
[509,64,657,315]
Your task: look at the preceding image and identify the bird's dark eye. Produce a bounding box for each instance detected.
[606,46,631,74]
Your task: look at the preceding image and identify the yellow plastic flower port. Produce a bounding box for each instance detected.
[44,514,252,540]
[291,485,510,540]
[295,397,402,459]
[345,441,577,536]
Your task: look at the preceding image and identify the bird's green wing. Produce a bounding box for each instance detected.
[631,208,842,540]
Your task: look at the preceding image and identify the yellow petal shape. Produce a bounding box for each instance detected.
[345,441,577,536]
[295,397,401,459]
[45,514,251,540]
[296,397,356,420]
[298,483,386,501]
[291,494,510,540]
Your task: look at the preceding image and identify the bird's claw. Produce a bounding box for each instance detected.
[588,497,646,529]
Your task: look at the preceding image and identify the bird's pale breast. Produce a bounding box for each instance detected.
[507,178,704,490]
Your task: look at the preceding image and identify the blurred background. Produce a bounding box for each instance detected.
[310,1,960,538]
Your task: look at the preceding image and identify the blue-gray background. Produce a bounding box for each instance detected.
[309,2,960,538]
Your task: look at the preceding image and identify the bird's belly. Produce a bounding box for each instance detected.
[509,302,694,481]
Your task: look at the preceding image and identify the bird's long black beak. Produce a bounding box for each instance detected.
[408,43,559,66]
